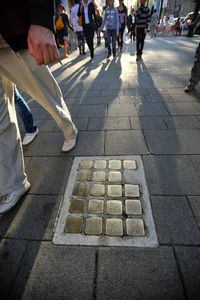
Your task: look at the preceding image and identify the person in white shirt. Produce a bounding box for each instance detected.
[71,0,85,55]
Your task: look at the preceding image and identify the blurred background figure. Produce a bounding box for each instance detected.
[117,0,127,52]
[150,9,158,38]
[128,7,136,41]
[71,0,86,55]
[96,9,102,46]
[174,17,182,36]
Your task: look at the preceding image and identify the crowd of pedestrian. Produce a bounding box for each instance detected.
[0,0,199,215]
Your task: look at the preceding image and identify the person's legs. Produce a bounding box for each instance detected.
[84,24,94,59]
[185,43,200,92]
[0,47,77,145]
[0,74,28,195]
[111,29,117,56]
[120,24,125,50]
[14,85,37,133]
[107,29,112,57]
[140,29,146,56]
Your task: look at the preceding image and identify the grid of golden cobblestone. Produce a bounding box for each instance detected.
[65,159,145,237]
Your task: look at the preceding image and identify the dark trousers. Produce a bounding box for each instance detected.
[107,29,117,56]
[136,27,146,55]
[83,23,94,58]
[76,31,85,53]
[130,24,136,40]
[117,23,125,49]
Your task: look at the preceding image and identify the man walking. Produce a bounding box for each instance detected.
[100,0,119,59]
[135,0,150,61]
[71,0,85,55]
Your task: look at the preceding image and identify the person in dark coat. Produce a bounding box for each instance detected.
[78,0,98,61]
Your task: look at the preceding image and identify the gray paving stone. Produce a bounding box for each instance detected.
[124,88,149,96]
[10,242,96,300]
[163,116,200,129]
[118,95,147,103]
[144,94,175,103]
[174,246,200,300]
[0,239,28,299]
[105,130,148,155]
[164,102,200,116]
[143,155,200,195]
[73,118,88,131]
[189,155,200,176]
[62,131,105,156]
[135,103,170,116]
[171,93,199,102]
[82,96,119,105]
[151,196,200,245]
[23,132,64,156]
[88,117,131,130]
[35,119,58,132]
[130,116,167,129]
[187,196,200,228]
[26,157,73,194]
[144,129,200,154]
[97,247,185,300]
[4,195,61,240]
[101,89,124,96]
[108,103,137,117]
[77,104,107,118]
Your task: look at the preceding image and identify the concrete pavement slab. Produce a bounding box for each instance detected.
[0,239,28,299]
[163,116,200,129]
[4,195,61,240]
[188,155,200,176]
[151,196,200,245]
[187,196,200,229]
[144,129,200,154]
[77,104,107,118]
[143,155,200,195]
[163,102,200,116]
[144,94,175,103]
[108,102,137,116]
[26,157,73,194]
[105,130,148,155]
[135,103,170,116]
[97,247,185,300]
[130,116,167,129]
[174,246,200,300]
[9,242,96,300]
[88,117,131,130]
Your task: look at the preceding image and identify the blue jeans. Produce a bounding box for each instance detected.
[14,86,37,133]
[107,29,117,56]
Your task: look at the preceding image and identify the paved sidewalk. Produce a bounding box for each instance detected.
[1,35,200,299]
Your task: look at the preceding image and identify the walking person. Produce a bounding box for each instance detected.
[78,0,99,61]
[128,8,136,41]
[71,0,85,55]
[55,4,74,57]
[150,8,158,38]
[135,0,150,61]
[96,9,103,46]
[100,0,119,59]
[0,0,78,214]
[117,0,127,52]
[184,0,200,92]
[14,86,39,145]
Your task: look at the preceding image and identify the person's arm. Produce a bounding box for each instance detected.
[66,14,74,31]
[92,3,98,30]
[100,10,107,31]
[27,0,59,65]
[115,8,119,35]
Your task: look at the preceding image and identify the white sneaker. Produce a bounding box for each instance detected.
[0,181,31,214]
[22,128,39,146]
[62,126,78,152]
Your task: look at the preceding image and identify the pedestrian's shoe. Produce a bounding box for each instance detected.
[22,128,39,146]
[136,55,140,61]
[107,53,111,59]
[61,126,78,152]
[82,51,86,55]
[184,83,195,93]
[0,181,31,214]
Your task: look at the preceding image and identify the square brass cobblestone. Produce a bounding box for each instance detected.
[107,185,122,197]
[126,219,145,236]
[92,171,106,182]
[109,160,121,170]
[123,160,137,170]
[76,171,90,182]
[106,218,123,236]
[125,184,140,197]
[94,160,106,169]
[107,200,122,215]
[88,199,104,214]
[108,171,122,182]
[90,184,105,196]
[64,216,83,233]
[85,217,102,235]
[69,198,86,213]
[125,199,142,215]
[53,156,158,247]
[73,183,88,196]
[79,160,93,169]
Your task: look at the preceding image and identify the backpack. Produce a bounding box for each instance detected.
[55,14,64,30]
